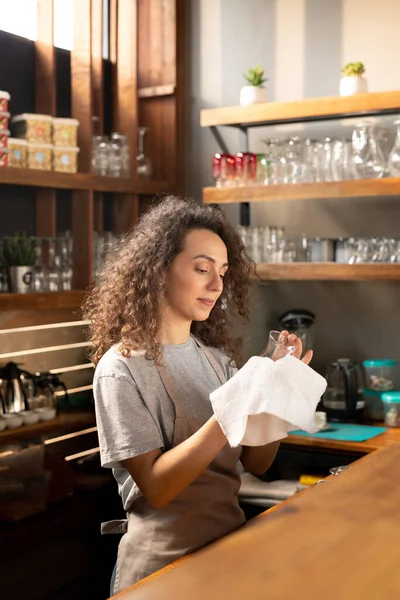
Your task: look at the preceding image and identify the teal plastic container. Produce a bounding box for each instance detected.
[381,392,400,427]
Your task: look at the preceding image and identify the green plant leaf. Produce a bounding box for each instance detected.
[2,232,36,266]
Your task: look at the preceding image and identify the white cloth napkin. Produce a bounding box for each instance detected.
[210,355,327,447]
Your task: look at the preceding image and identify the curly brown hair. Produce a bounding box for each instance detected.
[83,196,254,366]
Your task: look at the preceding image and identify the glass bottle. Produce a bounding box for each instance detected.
[136,127,152,178]
[388,119,400,177]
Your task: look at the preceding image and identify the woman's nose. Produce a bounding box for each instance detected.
[208,272,223,292]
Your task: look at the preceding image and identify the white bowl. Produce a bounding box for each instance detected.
[3,414,24,429]
[19,411,40,425]
[0,418,6,431]
[35,407,56,421]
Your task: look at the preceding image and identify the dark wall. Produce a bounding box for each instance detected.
[0,30,112,237]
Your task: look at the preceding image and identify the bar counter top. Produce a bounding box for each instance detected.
[113,441,400,599]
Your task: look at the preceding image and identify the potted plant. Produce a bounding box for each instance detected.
[340,61,368,97]
[2,233,35,294]
[240,66,268,106]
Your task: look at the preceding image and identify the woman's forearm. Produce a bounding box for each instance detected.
[240,440,281,476]
[124,416,227,508]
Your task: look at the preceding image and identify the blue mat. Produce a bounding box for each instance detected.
[290,422,387,442]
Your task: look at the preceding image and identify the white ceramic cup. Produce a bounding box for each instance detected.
[314,410,327,430]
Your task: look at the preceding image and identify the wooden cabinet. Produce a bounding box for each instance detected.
[0,0,186,310]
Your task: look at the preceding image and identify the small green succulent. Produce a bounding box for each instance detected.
[243,65,268,87]
[2,233,36,266]
[342,62,366,77]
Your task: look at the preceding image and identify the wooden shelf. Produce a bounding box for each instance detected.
[138,84,176,98]
[0,167,172,194]
[255,263,400,281]
[200,90,400,128]
[0,410,95,443]
[0,291,86,311]
[203,178,400,205]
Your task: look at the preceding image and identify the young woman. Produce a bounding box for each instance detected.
[84,196,311,594]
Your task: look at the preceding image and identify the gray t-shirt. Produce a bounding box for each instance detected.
[93,336,237,510]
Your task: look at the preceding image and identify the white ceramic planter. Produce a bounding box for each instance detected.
[239,85,266,106]
[8,265,33,293]
[339,76,368,97]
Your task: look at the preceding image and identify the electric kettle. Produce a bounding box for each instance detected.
[322,358,365,422]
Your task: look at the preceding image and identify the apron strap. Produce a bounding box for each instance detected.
[191,335,227,385]
[156,362,186,419]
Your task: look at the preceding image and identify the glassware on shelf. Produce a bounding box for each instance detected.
[220,154,235,187]
[108,132,130,178]
[235,152,257,186]
[212,153,222,187]
[57,231,73,291]
[388,119,400,177]
[136,126,152,178]
[93,231,120,282]
[351,122,385,179]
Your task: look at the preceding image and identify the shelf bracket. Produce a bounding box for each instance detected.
[210,126,230,155]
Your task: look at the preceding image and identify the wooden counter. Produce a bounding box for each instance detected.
[114,442,400,599]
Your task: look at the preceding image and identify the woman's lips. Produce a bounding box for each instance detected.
[198,298,215,307]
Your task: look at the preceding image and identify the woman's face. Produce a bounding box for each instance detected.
[162,228,229,324]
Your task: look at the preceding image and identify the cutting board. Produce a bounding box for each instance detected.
[290,422,387,442]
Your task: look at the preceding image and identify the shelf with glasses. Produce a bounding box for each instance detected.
[203,178,400,205]
[254,263,400,281]
[0,167,172,194]
[0,291,87,311]
[200,91,400,129]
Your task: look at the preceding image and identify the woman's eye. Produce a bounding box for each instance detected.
[196,268,208,274]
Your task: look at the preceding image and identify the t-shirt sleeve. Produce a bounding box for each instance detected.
[93,374,164,469]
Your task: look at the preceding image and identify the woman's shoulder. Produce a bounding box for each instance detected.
[94,344,146,381]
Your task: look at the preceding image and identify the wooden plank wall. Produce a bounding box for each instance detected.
[0,310,94,404]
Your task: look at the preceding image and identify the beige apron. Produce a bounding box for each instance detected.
[108,337,245,594]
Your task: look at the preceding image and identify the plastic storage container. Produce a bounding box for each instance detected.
[27,142,53,170]
[0,90,10,112]
[53,145,79,173]
[363,359,398,391]
[12,113,52,144]
[0,111,10,131]
[0,147,8,167]
[382,392,400,427]
[8,137,28,167]
[52,117,79,147]
[0,129,9,148]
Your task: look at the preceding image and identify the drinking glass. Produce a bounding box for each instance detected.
[136,126,152,178]
[220,154,235,187]
[212,153,222,187]
[92,135,109,176]
[352,122,385,179]
[261,330,296,360]
[388,119,400,177]
[235,152,256,186]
